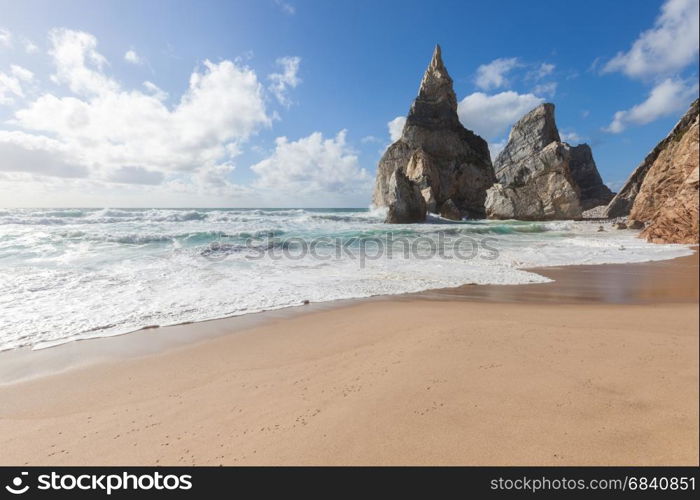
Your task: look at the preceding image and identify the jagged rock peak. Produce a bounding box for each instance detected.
[372,45,495,222]
[569,144,614,210]
[415,44,457,112]
[487,102,582,220]
[495,103,560,171]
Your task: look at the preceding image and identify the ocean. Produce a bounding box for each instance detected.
[0,207,693,351]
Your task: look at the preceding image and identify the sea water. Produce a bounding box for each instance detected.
[0,207,693,351]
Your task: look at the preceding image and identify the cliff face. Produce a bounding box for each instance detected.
[636,100,699,244]
[605,99,700,219]
[485,104,582,220]
[373,45,495,223]
[568,144,614,210]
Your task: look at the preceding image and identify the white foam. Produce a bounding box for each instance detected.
[0,209,693,351]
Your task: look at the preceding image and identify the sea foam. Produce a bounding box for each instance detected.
[0,208,693,351]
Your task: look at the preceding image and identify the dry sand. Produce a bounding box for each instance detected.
[0,254,697,465]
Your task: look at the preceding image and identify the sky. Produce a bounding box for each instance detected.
[0,0,698,208]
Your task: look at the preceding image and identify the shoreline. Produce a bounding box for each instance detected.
[0,250,697,385]
[0,252,697,465]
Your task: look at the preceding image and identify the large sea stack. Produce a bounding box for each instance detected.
[568,144,614,210]
[605,99,699,244]
[372,45,495,223]
[485,103,582,220]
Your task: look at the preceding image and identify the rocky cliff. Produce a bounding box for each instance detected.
[373,45,495,223]
[632,100,699,244]
[569,144,614,210]
[604,99,699,220]
[485,104,582,220]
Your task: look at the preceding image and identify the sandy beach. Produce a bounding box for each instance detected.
[0,254,697,466]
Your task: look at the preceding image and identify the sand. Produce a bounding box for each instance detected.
[0,254,697,465]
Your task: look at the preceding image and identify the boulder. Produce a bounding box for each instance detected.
[439,199,461,220]
[627,219,644,230]
[373,45,495,222]
[385,169,427,224]
[486,105,582,220]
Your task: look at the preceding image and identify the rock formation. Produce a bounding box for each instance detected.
[626,99,699,244]
[568,144,614,210]
[373,45,495,223]
[605,99,699,220]
[385,169,427,224]
[485,104,582,220]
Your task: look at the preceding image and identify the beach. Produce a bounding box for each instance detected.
[0,253,697,466]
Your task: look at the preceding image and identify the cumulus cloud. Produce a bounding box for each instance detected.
[124,49,143,65]
[48,28,118,95]
[560,130,584,144]
[387,115,406,142]
[532,81,557,98]
[530,62,555,80]
[0,65,34,105]
[268,56,301,106]
[0,131,88,177]
[457,91,544,140]
[108,166,164,185]
[0,28,11,48]
[603,0,699,79]
[251,130,370,199]
[23,38,39,54]
[142,80,168,101]
[605,78,698,133]
[475,57,519,90]
[2,28,272,184]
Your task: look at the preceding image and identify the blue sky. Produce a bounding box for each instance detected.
[0,0,698,207]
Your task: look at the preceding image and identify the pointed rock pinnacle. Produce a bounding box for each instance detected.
[417,44,456,110]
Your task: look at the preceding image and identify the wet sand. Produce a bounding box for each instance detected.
[0,253,697,465]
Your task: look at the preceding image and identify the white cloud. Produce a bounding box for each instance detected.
[2,29,272,183]
[0,28,11,48]
[268,56,301,106]
[387,115,406,142]
[532,81,557,98]
[0,130,87,177]
[536,62,555,78]
[360,135,381,144]
[526,62,555,81]
[142,80,168,101]
[475,57,519,90]
[251,130,370,200]
[124,49,143,65]
[0,65,34,105]
[604,77,698,133]
[488,139,507,162]
[48,28,117,95]
[457,91,545,140]
[603,0,699,79]
[23,38,39,54]
[560,130,584,144]
[108,166,164,185]
[274,0,295,15]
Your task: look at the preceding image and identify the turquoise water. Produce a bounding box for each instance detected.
[0,207,692,351]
